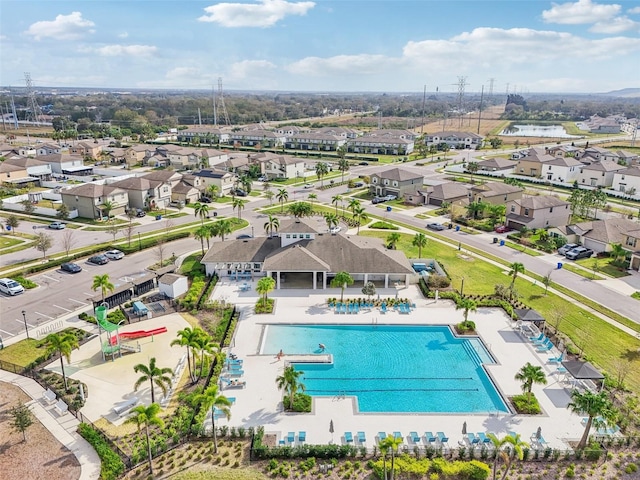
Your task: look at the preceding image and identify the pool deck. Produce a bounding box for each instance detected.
[212,279,588,451]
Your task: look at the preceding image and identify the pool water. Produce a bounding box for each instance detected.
[262,324,508,413]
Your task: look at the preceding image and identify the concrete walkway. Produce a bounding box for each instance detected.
[0,370,101,480]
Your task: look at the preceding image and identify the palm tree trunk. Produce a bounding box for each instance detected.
[186,347,193,382]
[578,417,592,449]
[149,377,155,403]
[145,424,154,475]
[390,451,395,480]
[211,406,218,453]
[200,238,204,255]
[60,356,68,391]
[383,457,387,480]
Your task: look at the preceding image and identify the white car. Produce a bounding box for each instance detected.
[329,226,342,234]
[104,249,125,260]
[0,278,25,296]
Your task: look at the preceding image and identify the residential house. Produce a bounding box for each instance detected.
[60,183,128,219]
[424,131,484,149]
[18,146,37,157]
[228,130,286,149]
[251,152,306,179]
[167,147,202,169]
[468,181,523,205]
[576,147,620,163]
[626,230,640,271]
[172,174,203,204]
[139,170,181,208]
[347,132,414,155]
[102,147,128,165]
[199,148,229,168]
[124,144,149,166]
[200,217,414,289]
[506,196,571,230]
[38,154,93,176]
[612,166,640,194]
[192,169,236,196]
[369,168,424,199]
[584,115,621,134]
[541,156,583,183]
[476,157,517,174]
[422,182,469,206]
[285,132,346,151]
[575,160,625,188]
[616,150,639,166]
[176,126,230,145]
[3,157,52,182]
[514,147,556,177]
[70,141,102,159]
[108,177,158,211]
[221,155,251,175]
[558,219,640,254]
[274,125,310,136]
[0,162,31,184]
[315,127,361,139]
[36,143,62,156]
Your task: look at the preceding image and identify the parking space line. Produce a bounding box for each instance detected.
[68,298,88,305]
[53,304,72,312]
[42,274,60,282]
[15,319,36,328]
[83,292,95,297]
[34,311,54,320]
[0,328,15,336]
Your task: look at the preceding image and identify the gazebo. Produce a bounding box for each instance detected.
[561,360,605,392]
[513,308,546,332]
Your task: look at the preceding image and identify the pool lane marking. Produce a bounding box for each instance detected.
[15,318,36,327]
[34,311,55,319]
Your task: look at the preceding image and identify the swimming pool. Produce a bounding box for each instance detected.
[262,324,508,414]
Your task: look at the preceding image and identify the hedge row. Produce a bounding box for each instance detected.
[370,456,490,480]
[77,423,125,480]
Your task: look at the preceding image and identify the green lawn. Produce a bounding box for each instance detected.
[504,241,544,256]
[0,236,23,249]
[576,257,630,279]
[360,230,640,392]
[0,338,47,368]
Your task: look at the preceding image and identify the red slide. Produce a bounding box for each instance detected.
[109,327,167,345]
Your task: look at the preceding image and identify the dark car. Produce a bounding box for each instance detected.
[358,161,369,166]
[236,234,253,240]
[61,262,82,273]
[199,196,212,203]
[232,189,248,197]
[87,254,110,265]
[353,182,365,187]
[136,209,146,217]
[427,222,446,231]
[494,225,510,234]
[565,247,594,260]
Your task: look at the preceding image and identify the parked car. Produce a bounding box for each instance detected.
[136,209,146,217]
[104,249,125,260]
[384,194,398,201]
[558,243,579,255]
[0,278,25,295]
[232,189,247,197]
[372,196,387,204]
[353,182,365,188]
[358,161,369,166]
[427,222,446,231]
[236,234,253,239]
[494,225,510,234]
[199,196,212,203]
[258,175,268,182]
[304,183,314,189]
[48,221,66,230]
[87,254,110,265]
[565,247,594,260]
[329,226,342,234]
[61,262,82,274]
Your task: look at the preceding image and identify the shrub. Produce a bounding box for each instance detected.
[511,394,542,414]
[290,393,312,413]
[77,423,125,480]
[255,298,275,314]
[369,221,399,230]
[427,274,450,289]
[11,275,37,289]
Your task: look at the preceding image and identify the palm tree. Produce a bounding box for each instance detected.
[133,357,173,404]
[466,161,479,183]
[91,274,114,304]
[610,243,626,264]
[193,333,218,379]
[100,200,114,219]
[331,194,342,215]
[387,232,401,250]
[324,212,339,232]
[509,262,525,292]
[288,201,312,219]
[193,202,209,226]
[170,327,203,384]
[337,157,350,183]
[486,432,528,480]
[216,218,232,241]
[315,162,329,186]
[378,439,390,480]
[488,204,506,226]
[330,271,354,302]
[515,362,547,403]
[43,332,79,391]
[194,225,208,255]
[232,197,247,219]
[352,205,368,233]
[379,435,403,480]
[256,276,276,305]
[348,198,361,214]
[264,214,280,238]
[412,233,428,258]
[308,192,318,204]
[276,365,306,410]
[456,297,477,322]
[206,184,218,199]
[276,188,288,213]
[569,390,617,449]
[265,190,275,205]
[126,404,164,476]
[194,385,231,453]
[466,200,486,220]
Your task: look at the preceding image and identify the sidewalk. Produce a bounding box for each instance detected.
[0,369,101,480]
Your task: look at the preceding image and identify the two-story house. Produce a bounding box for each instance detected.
[347,133,414,155]
[60,183,128,219]
[285,132,346,151]
[541,156,583,183]
[575,160,625,188]
[558,218,640,254]
[424,131,484,149]
[124,145,149,166]
[253,152,306,179]
[626,230,640,271]
[612,166,640,194]
[36,143,62,156]
[514,147,556,177]
[476,158,517,174]
[228,130,286,149]
[369,168,424,199]
[468,182,523,205]
[506,196,571,230]
[38,154,93,176]
[176,126,230,145]
[192,169,236,196]
[0,162,31,184]
[70,141,102,159]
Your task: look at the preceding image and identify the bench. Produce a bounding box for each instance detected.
[42,388,57,404]
[54,400,69,416]
[112,397,139,416]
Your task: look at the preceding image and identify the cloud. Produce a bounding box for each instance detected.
[198,0,315,27]
[90,44,157,57]
[629,6,640,14]
[229,60,276,79]
[287,54,397,76]
[590,16,639,33]
[117,32,129,39]
[542,0,621,24]
[25,11,95,40]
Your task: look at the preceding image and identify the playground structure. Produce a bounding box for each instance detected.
[95,305,167,361]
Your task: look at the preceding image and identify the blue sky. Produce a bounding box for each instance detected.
[1,0,639,93]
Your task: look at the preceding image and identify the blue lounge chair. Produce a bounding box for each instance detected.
[378,432,387,441]
[226,363,243,370]
[393,431,403,441]
[437,432,449,444]
[381,303,387,314]
[528,332,543,342]
[533,335,549,345]
[226,397,236,404]
[223,369,244,377]
[357,431,366,443]
[536,342,553,352]
[425,432,437,443]
[466,433,479,444]
[287,432,295,443]
[299,431,306,442]
[507,431,517,439]
[345,431,353,443]
[548,352,564,364]
[410,431,420,443]
[341,304,347,314]
[477,432,491,444]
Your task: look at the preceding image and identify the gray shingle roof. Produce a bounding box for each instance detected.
[515,196,569,209]
[373,167,423,182]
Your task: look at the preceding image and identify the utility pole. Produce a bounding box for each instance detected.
[420,84,426,136]
[477,85,484,135]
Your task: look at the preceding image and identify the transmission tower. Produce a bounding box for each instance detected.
[214,77,231,126]
[456,76,468,128]
[24,72,43,125]
[488,78,495,97]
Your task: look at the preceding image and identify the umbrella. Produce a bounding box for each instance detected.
[330,419,334,442]
[462,421,467,435]
[536,426,542,440]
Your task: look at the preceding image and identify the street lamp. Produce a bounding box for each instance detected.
[460,277,465,297]
[21,310,30,339]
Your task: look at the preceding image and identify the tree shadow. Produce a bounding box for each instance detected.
[620,348,640,362]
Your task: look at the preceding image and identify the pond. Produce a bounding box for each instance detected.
[500,124,582,138]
